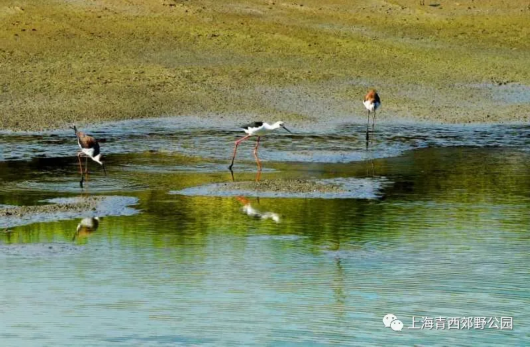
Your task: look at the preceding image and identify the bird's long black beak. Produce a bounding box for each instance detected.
[282,125,292,134]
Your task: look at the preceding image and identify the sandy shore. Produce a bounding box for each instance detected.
[1,0,529,131]
[174,177,386,199]
[0,196,138,228]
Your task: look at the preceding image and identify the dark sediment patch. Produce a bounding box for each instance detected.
[0,196,139,228]
[172,177,388,199]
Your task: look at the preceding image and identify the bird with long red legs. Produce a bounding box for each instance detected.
[228,121,292,179]
[72,125,107,188]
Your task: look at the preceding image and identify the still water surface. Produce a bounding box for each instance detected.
[0,122,528,346]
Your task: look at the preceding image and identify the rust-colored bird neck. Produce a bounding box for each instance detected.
[364,89,379,102]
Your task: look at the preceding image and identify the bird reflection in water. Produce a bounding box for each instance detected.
[236,196,280,223]
[73,217,101,241]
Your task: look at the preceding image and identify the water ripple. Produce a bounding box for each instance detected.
[1,118,530,163]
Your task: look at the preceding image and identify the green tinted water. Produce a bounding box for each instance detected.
[0,134,529,345]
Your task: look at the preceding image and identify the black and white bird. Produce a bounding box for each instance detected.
[228,121,292,171]
[363,89,381,140]
[72,125,106,187]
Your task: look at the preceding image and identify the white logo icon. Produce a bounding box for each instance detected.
[391,319,404,331]
[383,313,403,331]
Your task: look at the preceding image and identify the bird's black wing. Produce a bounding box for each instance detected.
[92,140,101,157]
[241,121,263,130]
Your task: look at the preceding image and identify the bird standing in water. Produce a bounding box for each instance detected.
[228,121,292,172]
[363,89,381,141]
[72,126,106,187]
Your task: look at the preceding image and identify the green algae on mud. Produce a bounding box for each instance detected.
[1,0,529,131]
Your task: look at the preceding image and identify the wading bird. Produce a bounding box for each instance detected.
[72,125,106,187]
[228,121,292,172]
[363,89,381,140]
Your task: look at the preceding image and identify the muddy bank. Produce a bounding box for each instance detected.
[228,179,345,194]
[0,196,139,228]
[173,177,388,199]
[1,0,529,131]
[1,196,104,217]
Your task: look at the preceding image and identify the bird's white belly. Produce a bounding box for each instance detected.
[363,100,380,112]
[81,148,95,158]
[245,126,268,136]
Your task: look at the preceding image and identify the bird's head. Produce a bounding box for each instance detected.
[275,121,292,133]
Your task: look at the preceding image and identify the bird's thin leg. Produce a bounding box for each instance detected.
[77,153,84,174]
[366,110,370,142]
[77,153,85,188]
[85,156,89,182]
[372,109,376,132]
[228,135,251,171]
[253,136,262,171]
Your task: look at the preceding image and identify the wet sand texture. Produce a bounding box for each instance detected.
[0,196,138,228]
[173,178,387,199]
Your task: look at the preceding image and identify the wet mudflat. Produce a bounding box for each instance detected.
[0,120,529,346]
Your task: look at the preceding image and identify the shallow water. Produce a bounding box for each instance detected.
[0,121,529,346]
[2,118,530,163]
